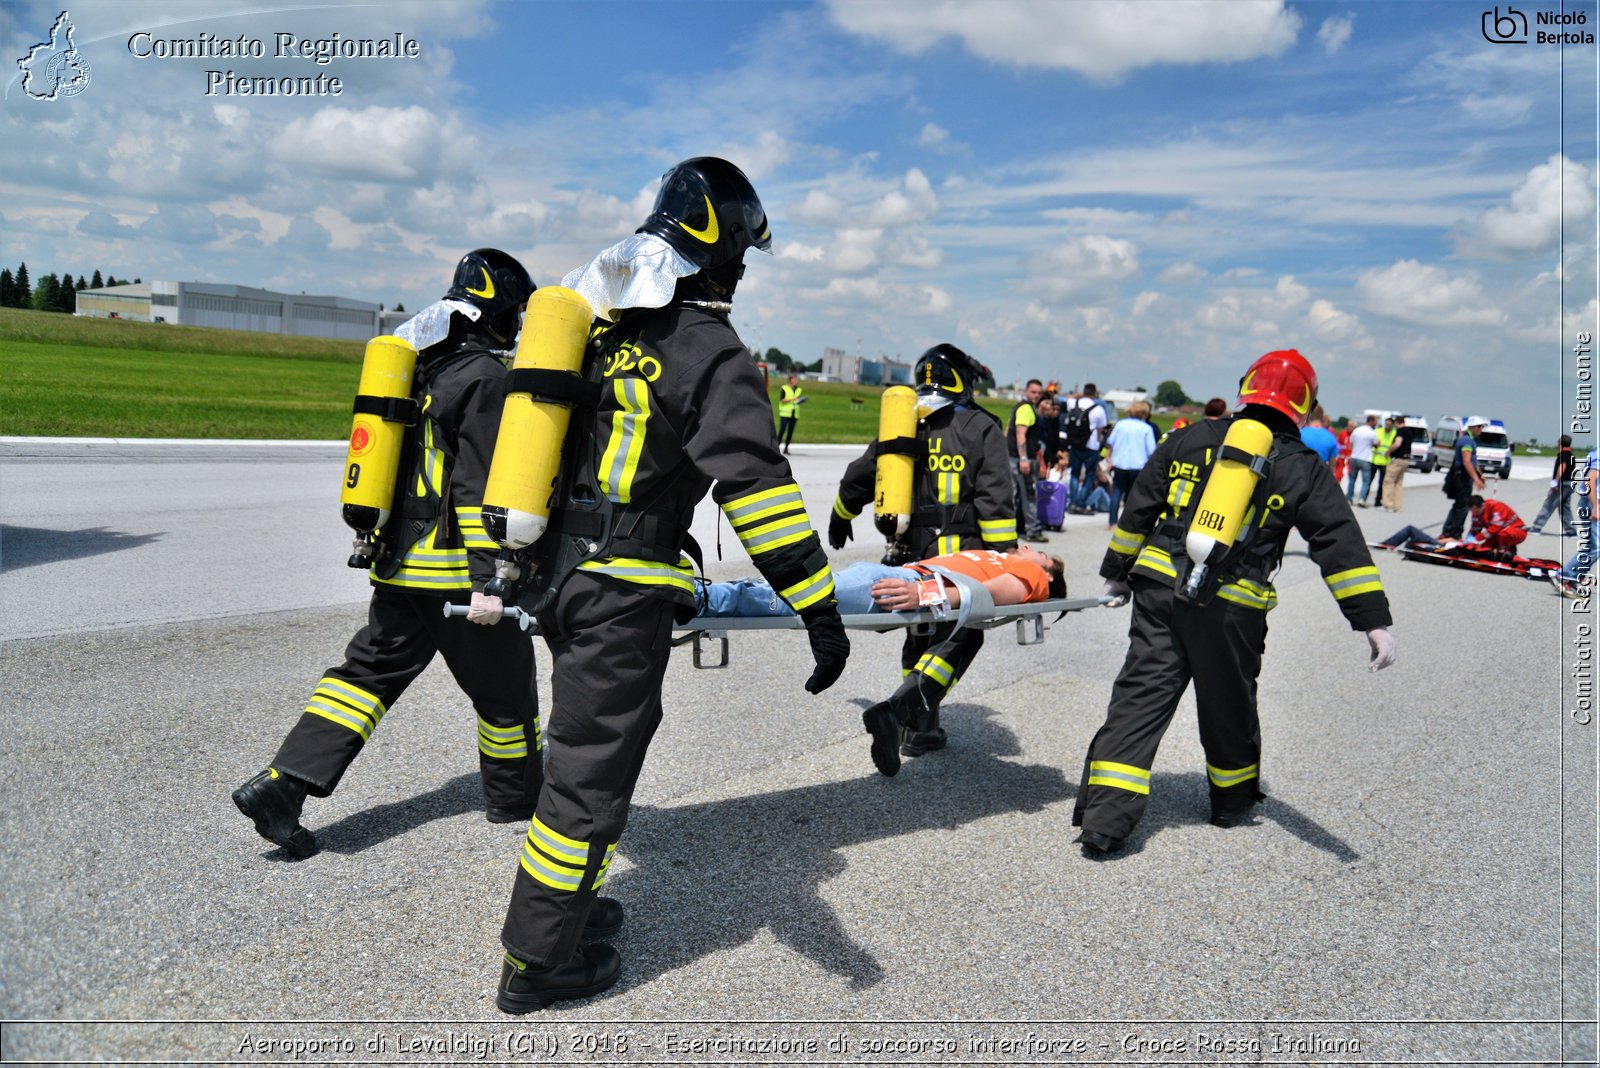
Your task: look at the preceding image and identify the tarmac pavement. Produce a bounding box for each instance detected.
[0,439,1593,1064]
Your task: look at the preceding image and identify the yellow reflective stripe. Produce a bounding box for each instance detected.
[1168,478,1194,510]
[577,557,696,593]
[937,534,960,555]
[1217,578,1277,610]
[915,654,955,687]
[598,378,651,503]
[781,567,835,612]
[1326,565,1384,600]
[1088,759,1150,795]
[519,819,617,892]
[939,470,959,505]
[735,514,814,556]
[456,509,497,550]
[1109,527,1144,556]
[833,495,859,520]
[980,527,1012,545]
[477,716,529,759]
[979,518,1013,533]
[1207,762,1259,788]
[1134,546,1178,578]
[724,484,804,527]
[304,676,386,741]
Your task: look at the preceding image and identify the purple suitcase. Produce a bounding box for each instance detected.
[1036,480,1068,530]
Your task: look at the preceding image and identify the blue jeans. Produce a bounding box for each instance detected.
[1381,525,1439,548]
[1560,520,1600,582]
[699,563,919,617]
[1346,458,1374,502]
[1529,482,1576,535]
[1067,445,1100,508]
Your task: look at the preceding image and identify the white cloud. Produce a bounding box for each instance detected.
[1317,14,1353,55]
[916,122,949,147]
[825,0,1301,82]
[1131,291,1162,317]
[1355,260,1503,327]
[270,106,474,184]
[1307,298,1362,341]
[1157,261,1207,284]
[1454,154,1598,259]
[1029,234,1140,298]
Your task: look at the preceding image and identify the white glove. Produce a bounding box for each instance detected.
[1102,579,1132,608]
[466,591,504,626]
[1366,627,1396,671]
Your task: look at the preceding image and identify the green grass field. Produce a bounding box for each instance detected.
[0,308,1019,442]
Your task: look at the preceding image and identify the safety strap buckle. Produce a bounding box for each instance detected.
[504,368,602,409]
[351,395,419,426]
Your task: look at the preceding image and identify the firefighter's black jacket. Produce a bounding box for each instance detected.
[1102,413,1392,631]
[373,335,507,594]
[834,402,1018,558]
[568,305,834,613]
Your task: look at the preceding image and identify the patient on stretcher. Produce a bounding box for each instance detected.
[696,546,1065,617]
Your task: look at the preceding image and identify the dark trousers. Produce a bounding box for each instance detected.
[273,584,541,806]
[1011,460,1040,537]
[890,623,986,732]
[1109,467,1140,526]
[1073,578,1267,843]
[1442,488,1473,538]
[777,415,798,451]
[501,573,676,966]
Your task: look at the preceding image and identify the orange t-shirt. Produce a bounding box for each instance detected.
[920,550,1051,603]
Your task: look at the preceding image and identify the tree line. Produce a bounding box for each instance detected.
[0,263,142,313]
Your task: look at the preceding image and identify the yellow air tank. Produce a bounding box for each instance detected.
[340,335,419,538]
[874,386,918,537]
[482,286,594,550]
[1182,417,1274,597]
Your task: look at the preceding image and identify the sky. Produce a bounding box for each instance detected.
[1,0,1596,434]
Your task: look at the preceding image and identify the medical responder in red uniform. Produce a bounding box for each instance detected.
[828,344,1017,772]
[494,158,849,1012]
[1468,495,1529,551]
[1074,349,1396,853]
[233,250,542,858]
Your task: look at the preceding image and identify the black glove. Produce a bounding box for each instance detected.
[800,605,850,694]
[828,514,854,551]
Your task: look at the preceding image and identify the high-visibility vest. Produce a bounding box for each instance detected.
[778,384,803,418]
[1373,426,1397,467]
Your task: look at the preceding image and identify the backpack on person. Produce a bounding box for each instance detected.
[1063,400,1093,449]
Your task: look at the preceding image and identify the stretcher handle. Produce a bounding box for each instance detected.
[441,602,535,632]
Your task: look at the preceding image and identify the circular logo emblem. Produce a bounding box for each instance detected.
[45,50,91,98]
[349,422,374,457]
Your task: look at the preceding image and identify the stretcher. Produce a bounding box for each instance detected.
[1373,541,1562,581]
[672,566,1109,669]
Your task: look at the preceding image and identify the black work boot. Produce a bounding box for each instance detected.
[1079,829,1124,855]
[232,768,317,858]
[585,897,625,941]
[862,703,902,778]
[901,726,947,757]
[496,943,621,1014]
[485,802,535,824]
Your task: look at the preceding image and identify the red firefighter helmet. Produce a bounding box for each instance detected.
[1237,348,1318,420]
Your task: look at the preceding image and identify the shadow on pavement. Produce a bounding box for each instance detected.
[0,524,164,571]
[313,773,486,855]
[1119,771,1359,863]
[604,702,1072,993]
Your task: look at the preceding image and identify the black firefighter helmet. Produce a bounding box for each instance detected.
[637,157,773,272]
[914,343,987,409]
[445,248,535,344]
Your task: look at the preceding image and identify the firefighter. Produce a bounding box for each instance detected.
[494,157,849,1012]
[233,249,543,859]
[1073,349,1396,854]
[828,344,1017,773]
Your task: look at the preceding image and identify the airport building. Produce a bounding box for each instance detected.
[819,346,913,386]
[75,280,380,342]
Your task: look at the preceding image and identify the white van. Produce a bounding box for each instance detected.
[1431,417,1512,479]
